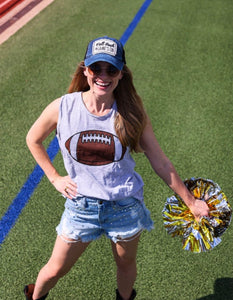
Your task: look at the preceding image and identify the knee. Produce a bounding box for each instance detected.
[42,263,69,281]
[115,255,136,271]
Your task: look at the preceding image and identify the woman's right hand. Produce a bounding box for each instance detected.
[51,175,78,199]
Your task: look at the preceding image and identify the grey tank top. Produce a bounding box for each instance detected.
[56,92,144,201]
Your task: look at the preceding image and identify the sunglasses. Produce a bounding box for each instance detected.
[87,63,121,77]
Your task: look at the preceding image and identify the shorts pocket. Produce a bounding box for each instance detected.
[65,197,87,211]
[115,197,137,208]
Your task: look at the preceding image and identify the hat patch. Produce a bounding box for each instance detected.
[92,39,117,57]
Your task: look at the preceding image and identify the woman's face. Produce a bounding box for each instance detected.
[84,61,123,97]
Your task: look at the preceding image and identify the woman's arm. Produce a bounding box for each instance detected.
[140,118,209,220]
[26,98,77,199]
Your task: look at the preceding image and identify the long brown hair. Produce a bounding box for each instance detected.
[68,61,147,152]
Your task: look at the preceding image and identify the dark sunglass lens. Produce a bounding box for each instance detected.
[89,64,101,75]
[108,66,120,76]
[88,64,120,77]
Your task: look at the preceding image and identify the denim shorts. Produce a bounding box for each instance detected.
[56,196,154,243]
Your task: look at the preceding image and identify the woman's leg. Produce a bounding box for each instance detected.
[32,236,90,299]
[111,235,140,300]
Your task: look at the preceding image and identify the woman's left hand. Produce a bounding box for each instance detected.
[188,199,210,222]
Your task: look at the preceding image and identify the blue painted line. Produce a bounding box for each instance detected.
[120,0,153,45]
[0,0,153,246]
[0,137,59,245]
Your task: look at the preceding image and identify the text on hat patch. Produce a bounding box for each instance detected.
[92,39,117,57]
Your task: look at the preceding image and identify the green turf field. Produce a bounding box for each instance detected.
[0,0,232,299]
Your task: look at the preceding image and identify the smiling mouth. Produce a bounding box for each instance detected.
[95,81,111,87]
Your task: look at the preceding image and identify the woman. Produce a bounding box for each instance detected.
[24,36,209,300]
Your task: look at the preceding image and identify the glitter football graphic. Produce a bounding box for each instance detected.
[65,130,126,166]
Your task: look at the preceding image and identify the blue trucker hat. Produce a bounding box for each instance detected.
[84,36,126,70]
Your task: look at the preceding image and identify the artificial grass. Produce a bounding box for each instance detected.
[0,0,144,217]
[0,0,233,299]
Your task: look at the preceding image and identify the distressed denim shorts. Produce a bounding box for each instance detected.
[56,196,154,243]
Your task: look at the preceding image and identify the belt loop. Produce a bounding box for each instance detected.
[80,197,87,208]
